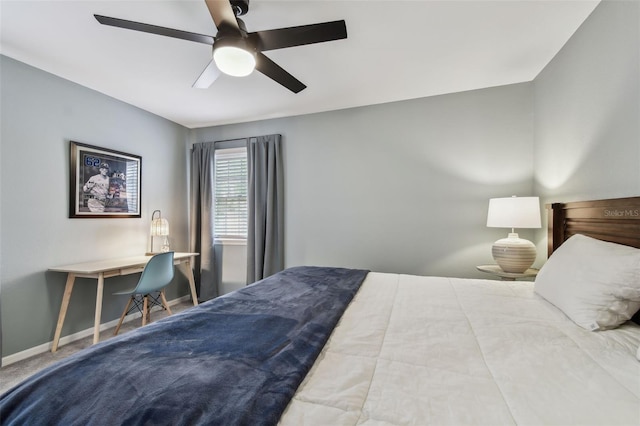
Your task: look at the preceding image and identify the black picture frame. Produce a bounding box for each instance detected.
[69,141,141,218]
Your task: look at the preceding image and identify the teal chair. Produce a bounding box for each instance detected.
[113,251,175,335]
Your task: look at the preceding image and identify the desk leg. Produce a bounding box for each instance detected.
[52,273,76,353]
[93,272,105,344]
[180,260,199,306]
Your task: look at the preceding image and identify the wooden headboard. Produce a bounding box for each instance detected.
[546,196,640,257]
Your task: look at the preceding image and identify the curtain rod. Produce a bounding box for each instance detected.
[190,138,245,151]
[191,134,280,150]
[212,135,278,143]
[213,137,248,144]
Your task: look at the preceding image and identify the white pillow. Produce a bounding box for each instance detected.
[534,234,640,331]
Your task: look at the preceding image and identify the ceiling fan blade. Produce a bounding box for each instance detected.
[255,53,306,93]
[192,59,222,89]
[248,20,347,52]
[204,0,241,33]
[94,15,214,45]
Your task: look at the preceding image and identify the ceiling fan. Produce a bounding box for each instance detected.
[95,0,347,93]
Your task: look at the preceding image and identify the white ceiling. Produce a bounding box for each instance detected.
[1,0,600,129]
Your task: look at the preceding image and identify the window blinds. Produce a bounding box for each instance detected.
[214,148,248,240]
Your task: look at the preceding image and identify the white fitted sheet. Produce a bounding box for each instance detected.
[280,273,640,425]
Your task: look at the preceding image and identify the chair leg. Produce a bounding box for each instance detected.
[114,297,133,336]
[160,290,173,316]
[142,296,149,326]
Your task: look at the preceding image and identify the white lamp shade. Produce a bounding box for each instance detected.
[487,196,541,229]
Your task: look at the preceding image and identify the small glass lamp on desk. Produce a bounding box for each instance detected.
[147,209,170,255]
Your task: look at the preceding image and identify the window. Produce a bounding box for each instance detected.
[214,147,248,241]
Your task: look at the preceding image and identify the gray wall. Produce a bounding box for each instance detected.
[0,56,190,358]
[215,243,248,294]
[192,82,536,278]
[533,0,640,248]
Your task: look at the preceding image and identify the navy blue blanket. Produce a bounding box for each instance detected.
[0,266,368,425]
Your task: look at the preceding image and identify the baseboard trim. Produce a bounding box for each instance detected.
[2,295,192,367]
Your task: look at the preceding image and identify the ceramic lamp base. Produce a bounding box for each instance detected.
[492,233,536,273]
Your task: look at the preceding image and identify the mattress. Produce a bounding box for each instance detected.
[3,269,639,425]
[281,273,640,425]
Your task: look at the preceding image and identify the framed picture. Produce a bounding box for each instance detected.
[69,141,141,218]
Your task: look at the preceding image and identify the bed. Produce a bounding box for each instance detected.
[2,196,639,425]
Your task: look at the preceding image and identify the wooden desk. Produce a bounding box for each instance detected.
[49,252,199,352]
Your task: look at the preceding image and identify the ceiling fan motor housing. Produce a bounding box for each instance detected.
[231,0,249,16]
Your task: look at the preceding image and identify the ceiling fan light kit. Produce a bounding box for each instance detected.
[95,0,347,92]
[213,38,256,77]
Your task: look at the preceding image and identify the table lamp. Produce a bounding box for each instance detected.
[147,209,170,255]
[486,196,541,273]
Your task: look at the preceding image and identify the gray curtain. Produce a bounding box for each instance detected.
[190,142,218,301]
[247,134,284,283]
